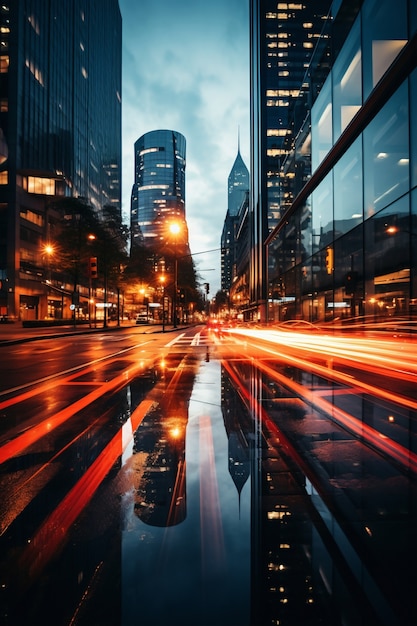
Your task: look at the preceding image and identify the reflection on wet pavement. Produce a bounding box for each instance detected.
[1,334,416,626]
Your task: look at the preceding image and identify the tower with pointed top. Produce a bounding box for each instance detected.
[221,141,249,292]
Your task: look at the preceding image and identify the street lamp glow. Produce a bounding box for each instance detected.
[169,222,180,236]
[44,244,54,256]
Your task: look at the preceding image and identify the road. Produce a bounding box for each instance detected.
[0,323,416,626]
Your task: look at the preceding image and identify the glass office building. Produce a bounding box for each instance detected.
[130,130,188,249]
[250,0,417,324]
[249,0,333,321]
[0,0,122,320]
[221,147,249,292]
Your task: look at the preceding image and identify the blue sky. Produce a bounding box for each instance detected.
[118,0,250,295]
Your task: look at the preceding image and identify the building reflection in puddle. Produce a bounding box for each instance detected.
[120,357,251,626]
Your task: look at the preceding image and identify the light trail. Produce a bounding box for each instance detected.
[225,329,417,408]
[0,339,154,398]
[228,328,417,376]
[0,357,154,465]
[220,338,417,475]
[16,399,155,587]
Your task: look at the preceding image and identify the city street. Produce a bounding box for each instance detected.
[0,323,416,625]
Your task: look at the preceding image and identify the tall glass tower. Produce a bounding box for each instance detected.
[130,130,188,249]
[221,146,249,291]
[249,0,333,320]
[0,0,121,320]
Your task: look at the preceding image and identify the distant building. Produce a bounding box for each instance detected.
[221,145,249,292]
[0,0,122,320]
[130,130,189,251]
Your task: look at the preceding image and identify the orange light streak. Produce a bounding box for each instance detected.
[0,360,150,466]
[221,351,417,475]
[226,329,417,410]
[17,399,155,586]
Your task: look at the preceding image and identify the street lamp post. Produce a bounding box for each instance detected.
[160,274,166,333]
[169,222,180,328]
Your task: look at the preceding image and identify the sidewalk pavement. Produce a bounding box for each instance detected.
[0,320,165,346]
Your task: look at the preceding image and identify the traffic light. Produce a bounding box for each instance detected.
[204,282,209,294]
[89,257,98,279]
[325,247,333,274]
[344,271,358,296]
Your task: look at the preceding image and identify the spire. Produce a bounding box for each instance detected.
[237,125,241,155]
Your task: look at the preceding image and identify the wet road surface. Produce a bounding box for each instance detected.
[0,324,416,625]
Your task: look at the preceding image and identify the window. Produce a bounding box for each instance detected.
[362,0,407,99]
[363,81,409,217]
[332,17,362,141]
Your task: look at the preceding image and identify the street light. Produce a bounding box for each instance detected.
[169,222,181,328]
[159,274,166,332]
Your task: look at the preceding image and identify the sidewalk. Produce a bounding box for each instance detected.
[0,320,160,346]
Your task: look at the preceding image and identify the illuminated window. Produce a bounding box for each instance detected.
[20,209,43,227]
[0,55,9,72]
[267,129,288,136]
[25,58,44,85]
[25,176,55,195]
[0,170,7,184]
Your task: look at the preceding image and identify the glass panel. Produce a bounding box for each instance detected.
[362,0,408,99]
[364,195,410,319]
[411,68,417,189]
[311,75,332,170]
[333,17,362,141]
[363,81,409,218]
[333,137,363,237]
[312,171,333,249]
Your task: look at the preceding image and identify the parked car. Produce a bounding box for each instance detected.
[135,313,149,324]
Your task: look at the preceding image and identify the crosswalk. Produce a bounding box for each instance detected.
[165,330,219,348]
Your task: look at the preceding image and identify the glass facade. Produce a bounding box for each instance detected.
[0,0,121,320]
[249,0,334,321]
[262,0,417,324]
[221,148,249,292]
[130,130,187,249]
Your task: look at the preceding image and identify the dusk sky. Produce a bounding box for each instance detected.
[118,0,250,295]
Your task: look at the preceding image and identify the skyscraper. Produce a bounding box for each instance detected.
[249,0,333,320]
[130,130,188,251]
[249,0,417,325]
[221,144,249,292]
[0,0,122,320]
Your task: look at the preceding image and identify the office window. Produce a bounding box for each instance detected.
[333,17,362,141]
[363,81,409,218]
[362,0,407,99]
[311,75,332,170]
[312,171,333,248]
[333,137,363,236]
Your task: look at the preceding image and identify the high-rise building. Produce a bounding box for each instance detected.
[249,0,333,321]
[130,130,188,251]
[250,0,417,325]
[221,145,249,292]
[0,0,122,321]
